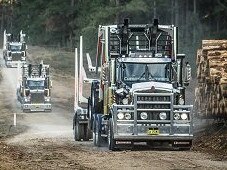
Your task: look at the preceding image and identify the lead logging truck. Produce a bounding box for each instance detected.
[16,61,52,112]
[3,30,27,67]
[73,19,193,150]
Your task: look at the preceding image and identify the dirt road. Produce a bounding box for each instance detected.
[0,49,227,170]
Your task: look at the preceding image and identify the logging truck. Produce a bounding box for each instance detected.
[16,61,52,112]
[3,30,27,67]
[73,19,193,150]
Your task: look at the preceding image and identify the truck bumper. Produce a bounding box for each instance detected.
[113,134,193,148]
[114,134,193,141]
[22,103,52,112]
[114,135,193,149]
[113,123,193,148]
[6,60,26,67]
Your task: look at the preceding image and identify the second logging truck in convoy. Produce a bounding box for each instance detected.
[74,19,193,150]
[16,61,52,112]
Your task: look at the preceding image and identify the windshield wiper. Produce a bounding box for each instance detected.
[137,65,155,81]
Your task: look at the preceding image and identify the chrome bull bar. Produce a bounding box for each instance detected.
[112,92,193,139]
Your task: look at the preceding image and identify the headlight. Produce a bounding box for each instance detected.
[45,97,50,102]
[140,112,148,120]
[181,113,188,120]
[22,51,26,56]
[24,97,30,102]
[122,98,128,105]
[179,97,184,105]
[117,112,124,120]
[174,113,180,120]
[124,113,131,120]
[79,115,85,119]
[159,112,167,120]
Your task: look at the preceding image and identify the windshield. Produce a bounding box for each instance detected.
[10,45,22,52]
[119,62,171,87]
[27,80,45,90]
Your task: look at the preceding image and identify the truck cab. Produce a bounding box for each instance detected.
[17,62,52,112]
[3,30,27,67]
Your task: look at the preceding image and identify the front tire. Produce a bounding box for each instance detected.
[108,118,116,151]
[74,121,83,141]
[93,114,103,147]
[87,97,93,130]
[83,124,92,141]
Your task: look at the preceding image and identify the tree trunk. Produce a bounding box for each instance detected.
[153,0,157,19]
[71,0,75,7]
[171,0,174,24]
[217,13,220,33]
[185,0,189,45]
[193,0,196,14]
[10,0,13,32]
[70,0,75,48]
[175,0,179,26]
[115,0,119,6]
[193,0,196,43]
[1,5,4,34]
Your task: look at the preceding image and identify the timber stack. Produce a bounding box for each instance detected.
[195,40,227,119]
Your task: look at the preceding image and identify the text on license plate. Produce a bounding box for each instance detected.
[147,129,159,135]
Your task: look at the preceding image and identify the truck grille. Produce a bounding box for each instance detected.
[135,93,173,120]
[11,53,22,61]
[30,93,44,103]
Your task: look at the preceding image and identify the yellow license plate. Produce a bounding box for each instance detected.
[147,129,159,135]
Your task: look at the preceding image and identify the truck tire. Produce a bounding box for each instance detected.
[91,81,101,114]
[16,91,20,101]
[108,118,116,151]
[83,124,92,141]
[73,113,84,141]
[93,114,103,147]
[22,109,29,113]
[87,97,93,130]
[74,121,82,141]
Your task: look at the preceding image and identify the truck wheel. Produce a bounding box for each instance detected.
[16,92,19,101]
[83,124,92,141]
[44,109,52,113]
[87,98,93,130]
[108,118,116,151]
[74,120,84,141]
[93,114,103,147]
[22,109,29,113]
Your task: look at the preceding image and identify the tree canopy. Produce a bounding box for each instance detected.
[1,0,227,69]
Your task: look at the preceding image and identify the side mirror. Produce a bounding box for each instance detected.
[184,62,191,86]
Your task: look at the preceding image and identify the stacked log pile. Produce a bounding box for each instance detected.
[195,40,227,119]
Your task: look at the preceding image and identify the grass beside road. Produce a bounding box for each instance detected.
[27,46,75,77]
